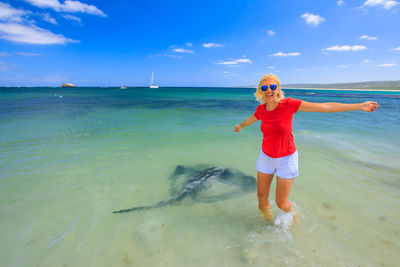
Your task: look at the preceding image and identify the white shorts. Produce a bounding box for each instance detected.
[256,149,299,179]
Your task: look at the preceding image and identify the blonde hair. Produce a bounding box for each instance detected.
[254,73,285,103]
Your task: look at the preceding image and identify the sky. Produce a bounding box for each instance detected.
[0,0,399,87]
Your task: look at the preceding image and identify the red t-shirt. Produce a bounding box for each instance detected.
[253,97,302,158]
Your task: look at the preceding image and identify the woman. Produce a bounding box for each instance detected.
[234,74,379,224]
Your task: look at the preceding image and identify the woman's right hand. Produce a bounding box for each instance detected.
[234,124,242,132]
[360,101,380,112]
[234,115,256,132]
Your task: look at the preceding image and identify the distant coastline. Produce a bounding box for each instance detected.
[282,80,400,91]
[283,87,400,92]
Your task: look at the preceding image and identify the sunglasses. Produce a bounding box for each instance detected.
[261,85,278,91]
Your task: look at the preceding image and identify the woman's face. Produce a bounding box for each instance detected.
[261,78,279,102]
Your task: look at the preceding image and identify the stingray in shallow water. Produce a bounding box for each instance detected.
[113,164,256,214]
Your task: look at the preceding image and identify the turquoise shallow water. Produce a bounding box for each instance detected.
[1,87,399,266]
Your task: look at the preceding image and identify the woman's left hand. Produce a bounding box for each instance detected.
[234,124,242,132]
[360,101,380,112]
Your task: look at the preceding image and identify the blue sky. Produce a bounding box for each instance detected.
[0,0,399,87]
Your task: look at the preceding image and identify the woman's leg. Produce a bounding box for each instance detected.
[257,171,274,220]
[275,176,295,212]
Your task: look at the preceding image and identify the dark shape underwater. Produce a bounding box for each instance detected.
[113,164,257,214]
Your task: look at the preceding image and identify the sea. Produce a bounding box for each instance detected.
[0,86,399,266]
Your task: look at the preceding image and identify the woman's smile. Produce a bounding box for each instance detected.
[266,92,274,99]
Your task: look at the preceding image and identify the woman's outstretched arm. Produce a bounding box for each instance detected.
[234,115,258,132]
[298,101,380,113]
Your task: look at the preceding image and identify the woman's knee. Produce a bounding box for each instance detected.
[276,199,291,211]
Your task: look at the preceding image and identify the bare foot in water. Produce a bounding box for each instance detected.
[262,209,272,221]
[292,212,300,226]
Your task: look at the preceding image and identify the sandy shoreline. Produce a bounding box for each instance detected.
[283,87,400,92]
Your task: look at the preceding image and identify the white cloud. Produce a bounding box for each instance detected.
[390,46,400,50]
[173,48,194,54]
[185,42,193,47]
[0,61,10,71]
[236,58,251,63]
[203,43,224,48]
[337,0,345,6]
[268,66,275,69]
[363,59,370,63]
[62,14,81,23]
[0,2,28,22]
[301,13,325,27]
[0,22,78,44]
[216,60,237,65]
[16,52,40,56]
[215,58,252,65]
[270,52,301,57]
[338,64,349,68]
[41,13,57,24]
[376,63,396,67]
[0,51,40,56]
[325,45,367,51]
[0,3,79,45]
[223,71,236,76]
[363,0,399,9]
[360,35,378,40]
[267,30,275,36]
[149,53,183,59]
[24,0,106,16]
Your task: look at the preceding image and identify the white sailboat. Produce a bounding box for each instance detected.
[150,72,159,88]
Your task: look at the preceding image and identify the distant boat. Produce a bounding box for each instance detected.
[120,86,127,89]
[150,72,159,88]
[62,83,76,88]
